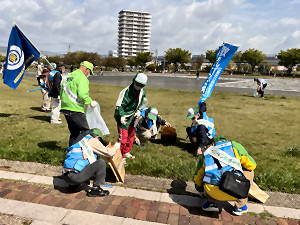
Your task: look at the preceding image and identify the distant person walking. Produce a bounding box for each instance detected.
[70,64,73,73]
[60,61,97,146]
[196,69,200,79]
[36,63,43,85]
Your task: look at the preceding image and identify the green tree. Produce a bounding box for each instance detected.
[241,48,266,73]
[165,48,191,72]
[194,55,205,70]
[127,57,138,71]
[63,51,101,66]
[231,50,243,72]
[135,52,153,71]
[277,48,300,75]
[0,54,6,62]
[46,55,63,65]
[205,49,218,64]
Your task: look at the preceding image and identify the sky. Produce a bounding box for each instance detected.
[0,0,299,56]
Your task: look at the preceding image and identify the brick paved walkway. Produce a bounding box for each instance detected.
[0,179,298,225]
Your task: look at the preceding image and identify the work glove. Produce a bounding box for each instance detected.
[134,110,141,118]
[120,116,127,125]
[90,100,97,108]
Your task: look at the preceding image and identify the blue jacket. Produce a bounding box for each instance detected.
[63,135,97,173]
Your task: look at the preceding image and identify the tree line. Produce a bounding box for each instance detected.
[1,47,299,75]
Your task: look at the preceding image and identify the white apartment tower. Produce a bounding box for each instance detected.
[118,10,151,58]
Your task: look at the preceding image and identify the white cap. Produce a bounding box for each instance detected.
[134,73,148,85]
[147,106,158,120]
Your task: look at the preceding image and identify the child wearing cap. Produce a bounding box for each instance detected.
[186,102,215,155]
[134,106,171,145]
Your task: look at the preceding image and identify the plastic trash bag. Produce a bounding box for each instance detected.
[86,101,110,135]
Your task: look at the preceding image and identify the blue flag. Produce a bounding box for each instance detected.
[199,42,238,105]
[3,24,40,90]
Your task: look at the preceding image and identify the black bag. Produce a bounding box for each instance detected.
[219,170,250,199]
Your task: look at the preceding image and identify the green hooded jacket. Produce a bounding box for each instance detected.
[60,69,92,113]
[114,83,146,129]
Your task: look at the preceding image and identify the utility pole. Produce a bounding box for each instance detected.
[155,49,158,64]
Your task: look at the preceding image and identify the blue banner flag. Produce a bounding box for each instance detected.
[3,23,40,90]
[199,42,239,105]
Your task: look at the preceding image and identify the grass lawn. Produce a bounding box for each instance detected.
[0,77,299,194]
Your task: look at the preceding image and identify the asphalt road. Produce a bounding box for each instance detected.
[25,71,300,97]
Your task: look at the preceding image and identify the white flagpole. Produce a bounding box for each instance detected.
[12,22,53,69]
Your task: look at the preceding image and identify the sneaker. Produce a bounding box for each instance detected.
[86,186,110,197]
[202,201,219,212]
[232,205,248,216]
[51,121,62,124]
[125,152,135,159]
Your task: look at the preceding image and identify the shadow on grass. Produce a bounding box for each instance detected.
[37,141,64,151]
[29,115,50,122]
[0,113,18,117]
[30,107,44,112]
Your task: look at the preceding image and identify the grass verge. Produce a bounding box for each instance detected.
[0,77,299,193]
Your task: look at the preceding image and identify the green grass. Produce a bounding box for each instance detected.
[0,77,300,193]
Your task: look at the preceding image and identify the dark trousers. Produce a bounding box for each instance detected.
[64,159,106,187]
[62,110,90,146]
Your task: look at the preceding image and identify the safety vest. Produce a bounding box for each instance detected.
[63,135,97,173]
[140,108,156,129]
[191,112,215,139]
[203,141,238,185]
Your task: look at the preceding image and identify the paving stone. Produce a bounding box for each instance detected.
[130,199,141,208]
[111,196,126,205]
[38,195,56,205]
[18,192,38,202]
[158,202,171,213]
[41,188,52,195]
[74,191,88,199]
[169,204,180,214]
[101,195,116,204]
[255,217,268,225]
[65,198,82,209]
[0,188,12,197]
[168,213,179,225]
[31,194,47,203]
[156,212,168,224]
[287,219,300,225]
[3,190,19,199]
[55,198,72,208]
[178,215,189,224]
[74,199,91,211]
[179,206,190,216]
[104,204,119,215]
[114,205,126,217]
[212,221,223,225]
[95,203,109,214]
[146,210,158,222]
[189,215,201,225]
[14,191,32,201]
[121,198,133,207]
[241,214,256,225]
[149,201,160,211]
[232,214,244,223]
[220,210,233,222]
[277,218,289,225]
[135,209,148,221]
[124,207,138,219]
[139,199,151,210]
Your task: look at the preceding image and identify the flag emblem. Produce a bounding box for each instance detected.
[8,45,24,70]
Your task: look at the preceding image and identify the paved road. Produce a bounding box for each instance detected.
[26,71,300,97]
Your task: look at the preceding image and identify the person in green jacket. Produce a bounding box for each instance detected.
[114,73,147,164]
[60,61,98,146]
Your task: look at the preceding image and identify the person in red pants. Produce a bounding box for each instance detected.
[114,73,148,165]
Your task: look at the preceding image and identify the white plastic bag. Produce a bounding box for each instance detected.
[86,101,110,135]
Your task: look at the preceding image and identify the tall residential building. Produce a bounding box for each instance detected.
[118,10,151,58]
